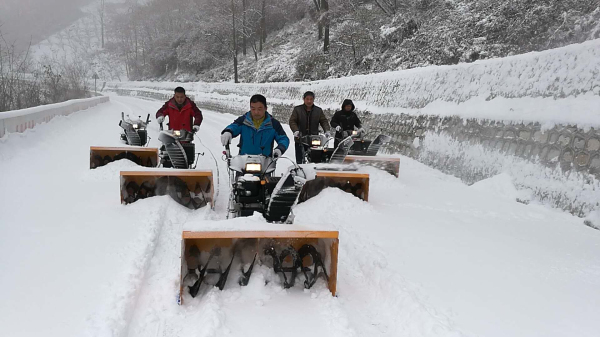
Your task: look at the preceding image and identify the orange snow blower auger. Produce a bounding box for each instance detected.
[344,155,400,178]
[120,170,214,209]
[90,146,159,169]
[178,229,339,304]
[299,170,369,202]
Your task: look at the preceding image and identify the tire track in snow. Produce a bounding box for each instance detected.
[86,200,171,337]
[82,96,190,337]
[124,206,229,337]
[102,96,365,337]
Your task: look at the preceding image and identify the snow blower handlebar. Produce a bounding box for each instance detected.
[224,144,231,167]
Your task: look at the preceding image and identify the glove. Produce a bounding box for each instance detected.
[157,116,165,124]
[192,125,200,132]
[273,148,282,159]
[293,131,300,138]
[335,125,341,132]
[221,132,232,146]
[325,131,331,138]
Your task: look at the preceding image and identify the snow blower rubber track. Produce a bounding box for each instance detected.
[90,146,158,169]
[179,230,339,305]
[344,155,400,177]
[299,171,369,202]
[120,170,213,209]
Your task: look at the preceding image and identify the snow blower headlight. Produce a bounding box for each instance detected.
[133,123,138,129]
[311,139,321,146]
[245,163,262,173]
[352,130,358,135]
[174,130,181,137]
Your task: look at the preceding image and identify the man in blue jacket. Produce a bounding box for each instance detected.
[220,94,289,158]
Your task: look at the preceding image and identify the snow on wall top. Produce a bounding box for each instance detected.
[109,39,600,126]
[0,96,108,119]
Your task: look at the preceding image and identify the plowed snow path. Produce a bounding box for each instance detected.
[1,95,599,337]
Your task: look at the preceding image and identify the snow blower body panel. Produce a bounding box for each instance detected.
[179,230,339,305]
[120,170,213,209]
[90,146,159,169]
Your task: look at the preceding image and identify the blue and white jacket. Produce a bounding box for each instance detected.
[222,112,289,157]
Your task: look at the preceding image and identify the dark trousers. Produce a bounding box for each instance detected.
[295,142,306,164]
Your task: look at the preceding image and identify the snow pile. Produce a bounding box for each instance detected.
[584,210,600,229]
[419,132,600,216]
[470,173,532,203]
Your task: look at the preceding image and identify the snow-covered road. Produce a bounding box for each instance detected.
[1,95,599,337]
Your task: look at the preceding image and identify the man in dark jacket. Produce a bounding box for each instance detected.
[156,87,203,132]
[330,99,363,148]
[221,94,289,158]
[289,91,331,164]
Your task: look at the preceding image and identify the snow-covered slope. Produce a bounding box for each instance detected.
[31,0,128,81]
[1,94,599,337]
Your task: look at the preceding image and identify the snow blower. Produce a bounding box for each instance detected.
[293,133,371,201]
[335,129,399,177]
[119,122,214,209]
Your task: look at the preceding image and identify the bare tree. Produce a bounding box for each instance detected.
[97,0,106,48]
[261,0,266,47]
[323,0,330,53]
[313,0,323,40]
[232,0,239,83]
[242,0,247,56]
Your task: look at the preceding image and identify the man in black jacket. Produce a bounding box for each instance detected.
[330,99,363,148]
[289,91,331,164]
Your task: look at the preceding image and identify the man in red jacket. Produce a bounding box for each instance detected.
[156,87,203,132]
